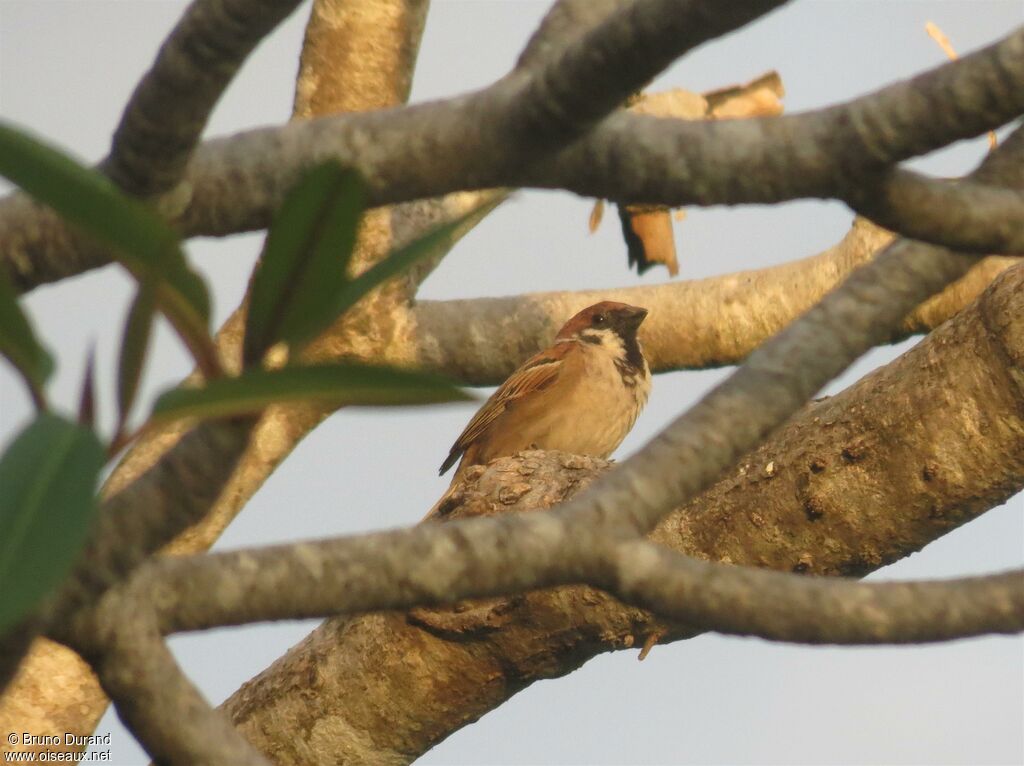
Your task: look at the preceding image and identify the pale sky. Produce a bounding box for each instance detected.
[1,1,1022,764]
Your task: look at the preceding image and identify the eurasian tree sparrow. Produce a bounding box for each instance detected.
[439,301,651,483]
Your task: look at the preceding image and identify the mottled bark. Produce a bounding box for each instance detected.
[221,261,1024,764]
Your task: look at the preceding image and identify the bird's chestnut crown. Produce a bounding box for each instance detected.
[556,301,648,341]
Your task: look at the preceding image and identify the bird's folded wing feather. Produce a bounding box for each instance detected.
[439,343,571,474]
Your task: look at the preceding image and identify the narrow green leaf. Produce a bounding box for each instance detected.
[151,364,472,423]
[117,284,157,427]
[0,121,213,366]
[244,162,364,365]
[0,265,52,409]
[0,414,104,634]
[333,199,500,319]
[0,122,175,261]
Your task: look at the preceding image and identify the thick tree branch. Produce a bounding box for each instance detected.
[216,253,1024,761]
[292,1,428,118]
[56,245,1024,648]
[610,543,1023,644]
[517,0,624,69]
[0,0,782,292]
[583,127,1022,537]
[104,0,305,197]
[536,27,1024,208]
[409,219,1017,381]
[83,608,269,766]
[4,22,1023,292]
[203,125,1024,763]
[844,170,1024,255]
[178,28,1024,247]
[502,0,788,147]
[0,200,108,294]
[115,505,1024,646]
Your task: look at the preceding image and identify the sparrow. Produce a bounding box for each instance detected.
[439,301,651,483]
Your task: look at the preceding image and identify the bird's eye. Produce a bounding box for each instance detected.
[593,313,606,325]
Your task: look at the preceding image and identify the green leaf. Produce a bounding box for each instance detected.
[333,199,500,319]
[151,364,472,423]
[0,414,104,634]
[0,265,53,409]
[244,162,364,365]
[0,121,213,369]
[0,122,176,261]
[117,284,157,427]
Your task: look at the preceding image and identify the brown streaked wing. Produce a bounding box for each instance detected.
[439,343,572,475]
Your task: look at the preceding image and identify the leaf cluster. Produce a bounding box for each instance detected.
[0,123,475,633]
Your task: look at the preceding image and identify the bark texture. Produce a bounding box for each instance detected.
[220,262,1024,764]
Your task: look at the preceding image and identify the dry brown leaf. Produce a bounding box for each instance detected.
[608,73,786,277]
[588,199,605,233]
[704,70,785,119]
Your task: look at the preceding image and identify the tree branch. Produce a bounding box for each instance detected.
[83,607,269,766]
[211,256,1024,761]
[177,28,1024,247]
[611,543,1024,644]
[537,30,1024,204]
[206,124,1024,764]
[581,126,1022,537]
[409,220,1017,382]
[4,20,1023,292]
[292,0,428,118]
[516,0,624,69]
[502,0,788,148]
[117,500,1024,646]
[104,0,305,197]
[844,170,1024,255]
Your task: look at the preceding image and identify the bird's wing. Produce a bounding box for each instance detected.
[439,343,571,475]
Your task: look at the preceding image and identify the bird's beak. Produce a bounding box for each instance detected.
[617,305,648,330]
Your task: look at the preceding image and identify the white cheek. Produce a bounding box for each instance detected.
[580,329,626,356]
[602,334,626,356]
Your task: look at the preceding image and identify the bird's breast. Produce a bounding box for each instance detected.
[470,343,650,468]
[541,344,650,458]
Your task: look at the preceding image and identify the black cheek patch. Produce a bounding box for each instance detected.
[621,334,645,371]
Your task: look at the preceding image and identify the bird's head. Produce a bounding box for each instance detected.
[556,301,648,344]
